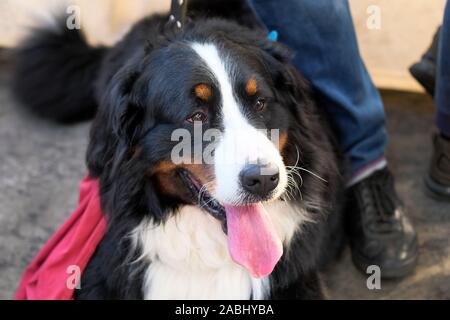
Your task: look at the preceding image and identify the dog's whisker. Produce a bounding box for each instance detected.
[197,181,214,203]
[286,172,303,201]
[287,166,327,183]
[287,145,327,183]
[287,168,304,188]
[292,145,301,169]
[297,167,327,183]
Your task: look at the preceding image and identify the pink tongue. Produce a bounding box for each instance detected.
[225,203,283,278]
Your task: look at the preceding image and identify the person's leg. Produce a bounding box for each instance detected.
[426,0,450,200]
[248,0,387,179]
[248,0,418,278]
[436,2,450,139]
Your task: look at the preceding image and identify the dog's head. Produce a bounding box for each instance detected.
[87,20,335,277]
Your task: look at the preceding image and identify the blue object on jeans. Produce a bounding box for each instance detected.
[247,0,388,174]
[267,30,279,42]
[436,1,450,137]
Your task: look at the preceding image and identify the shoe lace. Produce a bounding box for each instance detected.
[358,170,400,232]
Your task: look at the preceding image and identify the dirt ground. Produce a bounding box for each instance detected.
[0,60,449,300]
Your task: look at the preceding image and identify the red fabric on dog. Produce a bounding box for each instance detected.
[14,177,107,300]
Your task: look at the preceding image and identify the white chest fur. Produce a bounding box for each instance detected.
[131,201,309,300]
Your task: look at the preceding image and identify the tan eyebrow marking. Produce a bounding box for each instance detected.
[194,84,213,101]
[245,77,258,96]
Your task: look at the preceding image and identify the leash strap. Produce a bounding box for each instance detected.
[169,0,189,29]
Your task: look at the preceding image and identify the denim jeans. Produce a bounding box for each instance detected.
[247,0,387,174]
[436,1,450,137]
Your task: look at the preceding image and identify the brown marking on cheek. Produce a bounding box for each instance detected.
[152,160,177,174]
[194,84,213,101]
[245,77,258,96]
[150,160,217,201]
[151,161,189,200]
[155,172,181,197]
[278,131,289,152]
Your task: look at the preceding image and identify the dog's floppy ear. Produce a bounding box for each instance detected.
[280,63,312,103]
[87,68,149,177]
[111,70,147,145]
[257,39,315,122]
[259,39,312,103]
[261,39,294,65]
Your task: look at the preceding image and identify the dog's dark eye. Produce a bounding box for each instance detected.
[186,111,208,123]
[254,98,267,112]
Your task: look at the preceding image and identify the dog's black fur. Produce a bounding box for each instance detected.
[13,0,346,299]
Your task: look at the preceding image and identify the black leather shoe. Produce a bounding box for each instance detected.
[409,27,440,97]
[346,168,418,279]
[425,133,450,201]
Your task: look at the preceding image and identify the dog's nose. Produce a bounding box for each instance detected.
[240,164,280,198]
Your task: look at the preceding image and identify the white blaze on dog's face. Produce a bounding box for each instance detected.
[191,42,288,206]
[190,42,288,279]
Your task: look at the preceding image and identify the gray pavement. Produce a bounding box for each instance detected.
[0,61,449,300]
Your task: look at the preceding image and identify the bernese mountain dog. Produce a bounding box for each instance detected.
[13,0,346,299]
